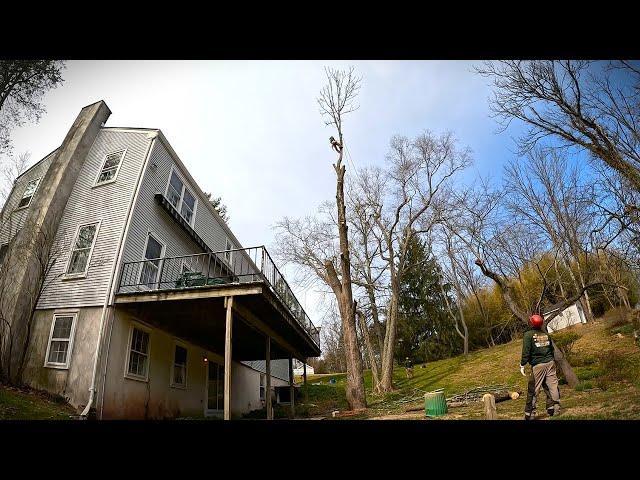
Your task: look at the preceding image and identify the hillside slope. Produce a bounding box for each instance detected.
[299,316,640,420]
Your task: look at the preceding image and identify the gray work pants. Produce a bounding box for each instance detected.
[524,360,560,418]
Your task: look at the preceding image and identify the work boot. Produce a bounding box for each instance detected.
[524,412,535,421]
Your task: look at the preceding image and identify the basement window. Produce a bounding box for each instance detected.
[171,344,188,388]
[16,178,41,209]
[126,326,150,381]
[44,312,78,369]
[95,150,126,186]
[65,222,100,277]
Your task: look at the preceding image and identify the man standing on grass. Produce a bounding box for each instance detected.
[404,357,414,379]
[520,314,561,420]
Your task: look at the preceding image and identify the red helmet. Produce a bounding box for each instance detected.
[529,314,544,329]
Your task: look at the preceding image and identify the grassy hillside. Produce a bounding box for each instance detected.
[0,384,76,420]
[1,312,637,420]
[297,315,640,420]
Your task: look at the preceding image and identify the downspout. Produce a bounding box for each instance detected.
[81,133,158,418]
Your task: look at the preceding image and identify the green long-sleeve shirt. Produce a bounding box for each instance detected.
[520,329,555,367]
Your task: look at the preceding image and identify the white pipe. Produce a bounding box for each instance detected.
[81,133,157,418]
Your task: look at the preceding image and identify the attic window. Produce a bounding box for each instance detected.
[17,178,41,209]
[95,150,126,185]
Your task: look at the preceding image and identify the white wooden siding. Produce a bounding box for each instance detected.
[119,139,245,273]
[36,130,154,309]
[119,141,205,270]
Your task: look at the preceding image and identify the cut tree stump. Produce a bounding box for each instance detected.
[483,394,497,420]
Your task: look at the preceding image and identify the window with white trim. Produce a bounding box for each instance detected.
[45,313,77,368]
[224,238,233,264]
[171,344,187,387]
[166,169,196,225]
[16,178,41,209]
[259,374,265,401]
[126,326,150,379]
[140,234,164,287]
[66,222,99,276]
[95,150,125,185]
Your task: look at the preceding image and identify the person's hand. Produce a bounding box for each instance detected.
[520,365,526,376]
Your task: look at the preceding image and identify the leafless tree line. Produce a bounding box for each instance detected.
[275,62,640,403]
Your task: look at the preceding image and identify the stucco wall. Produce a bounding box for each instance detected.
[21,306,102,412]
[99,308,286,419]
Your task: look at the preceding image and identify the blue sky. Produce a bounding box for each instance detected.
[9,60,528,326]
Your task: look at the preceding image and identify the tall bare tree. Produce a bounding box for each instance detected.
[1,151,30,208]
[360,132,471,392]
[316,67,366,409]
[0,60,65,157]
[476,60,640,195]
[504,148,599,320]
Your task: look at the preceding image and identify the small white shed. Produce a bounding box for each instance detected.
[544,302,588,333]
[293,362,314,377]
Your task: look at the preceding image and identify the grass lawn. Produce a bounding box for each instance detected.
[297,317,640,420]
[0,384,76,420]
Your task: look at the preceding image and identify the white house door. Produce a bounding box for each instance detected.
[205,361,225,417]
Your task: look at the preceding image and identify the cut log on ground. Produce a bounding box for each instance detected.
[446,389,522,408]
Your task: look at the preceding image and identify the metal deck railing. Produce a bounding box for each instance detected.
[117,246,320,348]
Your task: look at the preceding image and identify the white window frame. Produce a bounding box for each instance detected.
[170,341,188,389]
[224,238,233,265]
[165,166,198,227]
[63,220,101,279]
[124,323,151,382]
[137,231,166,289]
[15,177,41,210]
[259,373,266,402]
[43,310,79,370]
[93,149,126,187]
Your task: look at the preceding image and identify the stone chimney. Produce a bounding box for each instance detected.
[0,101,111,383]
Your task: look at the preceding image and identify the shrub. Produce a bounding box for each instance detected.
[591,350,634,391]
[575,365,602,381]
[551,331,581,361]
[575,381,594,391]
[570,352,597,367]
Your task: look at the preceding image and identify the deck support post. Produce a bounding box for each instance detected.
[303,360,308,403]
[289,356,295,418]
[266,336,272,420]
[224,296,234,420]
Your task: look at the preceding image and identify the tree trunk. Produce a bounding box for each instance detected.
[331,156,366,410]
[356,309,380,393]
[379,280,399,392]
[366,285,385,357]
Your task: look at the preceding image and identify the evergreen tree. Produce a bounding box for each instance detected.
[396,235,461,363]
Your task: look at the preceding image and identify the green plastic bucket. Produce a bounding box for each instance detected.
[424,389,448,417]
